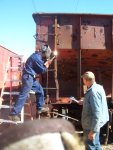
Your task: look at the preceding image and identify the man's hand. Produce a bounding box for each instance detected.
[78,99,84,105]
[88,131,96,140]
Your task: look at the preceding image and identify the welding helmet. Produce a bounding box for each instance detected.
[40,44,52,60]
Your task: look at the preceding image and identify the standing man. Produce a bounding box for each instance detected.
[9,44,54,121]
[81,71,109,150]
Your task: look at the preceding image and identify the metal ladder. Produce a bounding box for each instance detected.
[35,57,59,119]
[41,16,59,105]
[44,58,59,103]
[34,16,60,118]
[0,55,25,124]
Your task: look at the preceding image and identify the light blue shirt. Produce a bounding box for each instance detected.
[81,82,109,132]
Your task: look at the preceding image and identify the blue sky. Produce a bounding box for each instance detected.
[0,0,113,58]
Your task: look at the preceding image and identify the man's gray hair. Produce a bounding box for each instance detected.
[82,71,95,81]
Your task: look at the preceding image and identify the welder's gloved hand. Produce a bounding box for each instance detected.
[44,59,53,68]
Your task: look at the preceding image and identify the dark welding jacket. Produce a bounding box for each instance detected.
[23,51,47,77]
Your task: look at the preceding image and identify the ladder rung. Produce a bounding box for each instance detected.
[5,80,21,82]
[8,67,22,69]
[43,87,57,89]
[10,55,23,58]
[0,119,22,124]
[24,113,32,116]
[9,69,23,72]
[24,103,31,106]
[0,105,13,109]
[48,69,56,71]
[2,92,20,95]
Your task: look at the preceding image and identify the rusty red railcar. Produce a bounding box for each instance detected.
[32,13,113,101]
[0,45,23,89]
[32,13,113,143]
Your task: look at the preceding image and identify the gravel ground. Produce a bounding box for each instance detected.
[79,144,113,150]
[101,144,113,150]
[77,133,113,150]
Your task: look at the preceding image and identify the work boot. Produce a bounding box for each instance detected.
[36,107,50,119]
[37,107,49,114]
[8,115,20,122]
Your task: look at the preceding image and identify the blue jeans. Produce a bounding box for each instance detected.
[10,73,44,115]
[83,129,101,150]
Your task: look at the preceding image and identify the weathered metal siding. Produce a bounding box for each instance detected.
[0,45,21,89]
[33,13,113,99]
[81,16,112,50]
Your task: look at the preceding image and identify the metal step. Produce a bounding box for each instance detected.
[0,119,22,124]
[0,105,13,109]
[2,91,20,95]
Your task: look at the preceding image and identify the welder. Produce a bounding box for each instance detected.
[8,43,55,121]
